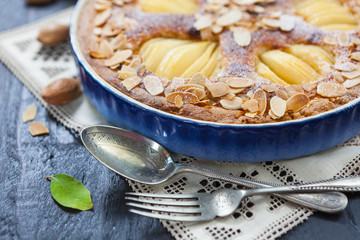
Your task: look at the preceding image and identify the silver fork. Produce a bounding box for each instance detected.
[126,176,360,221]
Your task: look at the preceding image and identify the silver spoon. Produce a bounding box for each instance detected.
[80,125,348,213]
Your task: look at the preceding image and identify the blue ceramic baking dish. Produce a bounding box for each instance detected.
[70,0,360,162]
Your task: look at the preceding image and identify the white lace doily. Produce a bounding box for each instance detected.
[1,8,360,240]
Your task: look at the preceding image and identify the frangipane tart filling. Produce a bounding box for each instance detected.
[81,0,360,124]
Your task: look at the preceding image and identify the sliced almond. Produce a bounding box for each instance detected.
[110,34,127,50]
[245,112,257,118]
[185,87,206,100]
[302,82,317,91]
[94,8,112,27]
[270,96,286,118]
[286,93,310,112]
[23,103,37,123]
[232,27,251,47]
[118,65,137,79]
[223,77,254,88]
[166,92,199,104]
[174,95,184,108]
[220,97,243,110]
[206,82,230,97]
[252,88,267,115]
[229,87,245,94]
[176,84,204,92]
[333,71,345,83]
[194,14,212,30]
[122,76,141,91]
[317,82,347,97]
[90,50,106,59]
[275,89,289,100]
[216,9,243,26]
[334,62,357,72]
[337,32,350,47]
[242,99,259,112]
[268,109,279,120]
[341,69,360,79]
[351,37,360,45]
[29,122,49,136]
[280,15,295,32]
[143,76,164,96]
[262,18,280,28]
[351,52,360,61]
[261,84,278,92]
[285,85,304,94]
[94,0,112,11]
[343,77,360,88]
[104,49,132,67]
[100,40,114,58]
[323,35,337,45]
[211,25,223,34]
[188,72,206,86]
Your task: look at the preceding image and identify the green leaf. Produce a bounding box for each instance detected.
[48,174,93,211]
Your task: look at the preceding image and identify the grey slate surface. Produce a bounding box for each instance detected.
[0,0,360,239]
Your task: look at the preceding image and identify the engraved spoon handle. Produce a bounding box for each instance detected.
[176,165,348,213]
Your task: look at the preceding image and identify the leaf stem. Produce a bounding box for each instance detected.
[46,175,53,181]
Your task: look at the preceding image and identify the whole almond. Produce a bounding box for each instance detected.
[41,78,81,105]
[37,23,70,46]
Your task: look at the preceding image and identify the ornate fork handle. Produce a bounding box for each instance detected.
[177,165,348,213]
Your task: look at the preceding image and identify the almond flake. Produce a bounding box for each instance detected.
[252,88,267,115]
[245,112,257,118]
[280,15,295,32]
[169,77,186,91]
[128,56,143,71]
[94,0,112,11]
[275,89,289,100]
[268,109,279,120]
[270,96,286,117]
[113,0,124,6]
[317,82,347,97]
[94,8,112,27]
[122,76,141,91]
[232,27,251,47]
[110,34,127,50]
[206,82,230,97]
[334,71,345,83]
[302,82,317,91]
[29,121,49,136]
[261,84,278,92]
[176,84,204,92]
[242,99,259,112]
[188,72,206,86]
[23,103,37,123]
[166,92,199,104]
[286,93,310,112]
[229,87,245,94]
[334,62,357,72]
[343,77,360,88]
[118,65,137,79]
[174,95,184,108]
[351,52,360,61]
[220,97,243,110]
[351,37,360,45]
[100,40,114,58]
[337,32,350,47]
[211,25,223,34]
[216,9,243,26]
[185,87,206,100]
[323,35,337,45]
[104,49,132,67]
[262,18,280,28]
[223,77,254,88]
[90,50,106,59]
[93,27,102,35]
[342,69,360,79]
[143,76,164,96]
[194,15,212,30]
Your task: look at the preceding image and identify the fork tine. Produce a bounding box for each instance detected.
[125,196,199,206]
[125,192,199,199]
[128,209,210,222]
[126,202,202,214]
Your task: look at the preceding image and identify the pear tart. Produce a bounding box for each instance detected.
[78,0,360,124]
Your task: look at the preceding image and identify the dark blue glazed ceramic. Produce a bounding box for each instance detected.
[70,0,360,162]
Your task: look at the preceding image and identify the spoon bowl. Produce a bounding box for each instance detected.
[80,125,177,184]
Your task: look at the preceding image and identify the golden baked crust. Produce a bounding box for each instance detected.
[78,0,360,124]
